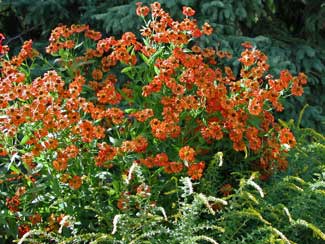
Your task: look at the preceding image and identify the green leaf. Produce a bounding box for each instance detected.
[248,116,262,128]
[148,47,164,66]
[121,66,135,79]
[223,9,231,19]
[296,48,305,61]
[235,7,247,19]
[139,52,149,65]
[20,134,30,145]
[154,66,160,75]
[112,181,120,192]
[121,66,133,74]
[312,58,324,72]
[305,46,316,58]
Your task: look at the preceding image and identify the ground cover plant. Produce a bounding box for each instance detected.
[0,2,323,243]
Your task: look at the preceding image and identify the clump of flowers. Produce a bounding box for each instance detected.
[0,2,306,241]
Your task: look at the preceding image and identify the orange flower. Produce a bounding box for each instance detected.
[92,69,103,80]
[233,140,246,152]
[130,109,154,122]
[136,2,150,17]
[85,29,102,41]
[239,49,255,66]
[191,45,201,53]
[241,41,253,49]
[164,161,184,174]
[69,75,85,98]
[279,70,292,89]
[182,6,195,16]
[18,224,30,238]
[53,159,68,171]
[122,32,137,45]
[70,24,89,33]
[117,192,130,211]
[202,22,213,35]
[21,153,36,169]
[201,121,224,141]
[97,37,116,53]
[279,128,296,148]
[162,106,179,122]
[298,72,307,85]
[188,162,205,180]
[69,176,82,190]
[91,107,106,120]
[6,195,20,212]
[153,152,169,167]
[43,138,59,150]
[97,83,122,105]
[63,144,79,158]
[133,136,148,152]
[139,157,155,168]
[106,107,124,124]
[246,127,262,151]
[229,128,243,143]
[179,146,196,163]
[291,82,304,96]
[77,120,105,142]
[120,140,137,153]
[0,146,8,156]
[248,98,263,115]
[142,78,162,96]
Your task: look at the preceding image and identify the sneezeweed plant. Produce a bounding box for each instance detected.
[0,2,307,242]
